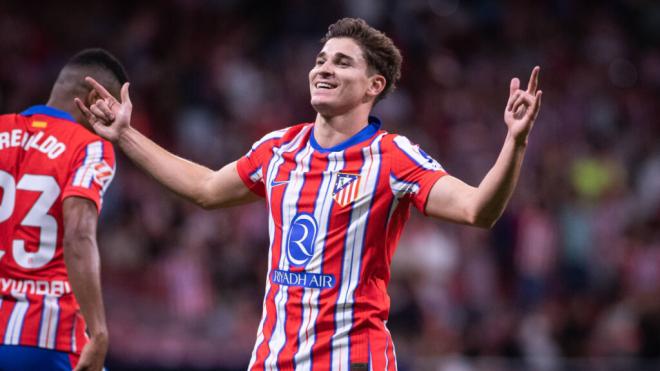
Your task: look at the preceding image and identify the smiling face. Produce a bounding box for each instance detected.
[309,37,385,117]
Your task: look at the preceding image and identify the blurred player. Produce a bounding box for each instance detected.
[80,18,541,370]
[0,49,126,371]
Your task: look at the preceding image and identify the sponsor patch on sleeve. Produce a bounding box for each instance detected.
[91,160,114,187]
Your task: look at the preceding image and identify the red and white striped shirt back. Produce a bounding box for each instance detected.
[0,106,115,354]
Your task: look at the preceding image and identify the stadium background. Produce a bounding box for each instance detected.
[1,0,659,370]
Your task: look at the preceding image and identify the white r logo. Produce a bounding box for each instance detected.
[286,213,318,267]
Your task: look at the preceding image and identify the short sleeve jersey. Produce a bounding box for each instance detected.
[235,116,446,371]
[0,105,115,354]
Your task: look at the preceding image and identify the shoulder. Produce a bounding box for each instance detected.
[58,122,115,161]
[376,131,413,152]
[0,113,18,121]
[58,119,113,147]
[380,132,445,171]
[248,122,312,152]
[281,123,312,141]
[379,132,424,154]
[0,113,21,127]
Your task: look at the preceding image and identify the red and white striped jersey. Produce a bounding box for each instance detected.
[236,117,447,370]
[0,105,115,354]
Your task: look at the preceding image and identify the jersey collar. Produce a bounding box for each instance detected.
[310,116,381,153]
[21,105,76,123]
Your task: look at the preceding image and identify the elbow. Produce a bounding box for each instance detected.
[467,209,500,229]
[193,195,212,210]
[473,217,498,229]
[192,178,220,210]
[196,198,217,210]
[193,191,220,210]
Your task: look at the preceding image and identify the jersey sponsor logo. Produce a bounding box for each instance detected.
[271,269,336,289]
[31,121,47,128]
[286,213,318,267]
[0,278,72,297]
[332,173,361,207]
[92,160,114,186]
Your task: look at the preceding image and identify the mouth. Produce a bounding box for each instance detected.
[314,81,338,90]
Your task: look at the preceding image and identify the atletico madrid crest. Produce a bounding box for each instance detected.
[332,173,361,207]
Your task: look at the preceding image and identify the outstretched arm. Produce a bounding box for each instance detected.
[63,197,107,371]
[75,79,259,209]
[425,67,543,228]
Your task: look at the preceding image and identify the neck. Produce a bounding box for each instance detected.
[46,95,85,126]
[313,107,371,148]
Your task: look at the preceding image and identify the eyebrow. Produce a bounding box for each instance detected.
[334,52,355,62]
[315,51,356,62]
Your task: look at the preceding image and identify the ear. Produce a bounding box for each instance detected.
[366,74,386,99]
[84,88,102,107]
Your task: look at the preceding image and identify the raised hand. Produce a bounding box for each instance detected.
[504,66,542,145]
[75,77,132,143]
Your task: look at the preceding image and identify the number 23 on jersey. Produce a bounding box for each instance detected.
[0,171,60,269]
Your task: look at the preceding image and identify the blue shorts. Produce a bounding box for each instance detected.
[0,345,75,371]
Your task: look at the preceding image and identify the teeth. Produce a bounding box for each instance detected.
[316,82,333,89]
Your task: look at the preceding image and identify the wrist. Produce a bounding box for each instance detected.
[117,126,137,148]
[87,322,109,337]
[506,131,529,148]
[90,329,109,343]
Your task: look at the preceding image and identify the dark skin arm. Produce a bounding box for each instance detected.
[62,196,108,371]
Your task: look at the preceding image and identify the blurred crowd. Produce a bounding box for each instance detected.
[1,0,659,370]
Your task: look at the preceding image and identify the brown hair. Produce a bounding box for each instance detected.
[321,18,402,102]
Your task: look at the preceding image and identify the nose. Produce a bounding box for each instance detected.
[315,60,334,77]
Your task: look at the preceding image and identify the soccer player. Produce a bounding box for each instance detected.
[79,18,541,371]
[0,49,126,371]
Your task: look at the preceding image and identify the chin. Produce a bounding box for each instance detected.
[310,98,337,116]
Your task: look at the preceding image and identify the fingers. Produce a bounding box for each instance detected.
[95,99,115,121]
[90,120,107,134]
[85,77,115,101]
[72,356,89,371]
[509,77,520,96]
[89,103,108,121]
[529,90,543,120]
[120,82,132,106]
[74,98,93,119]
[527,66,540,94]
[512,94,528,119]
[512,92,535,113]
[72,362,93,371]
[506,90,520,112]
[512,90,543,122]
[76,97,113,137]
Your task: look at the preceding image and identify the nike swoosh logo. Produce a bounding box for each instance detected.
[270,180,289,187]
